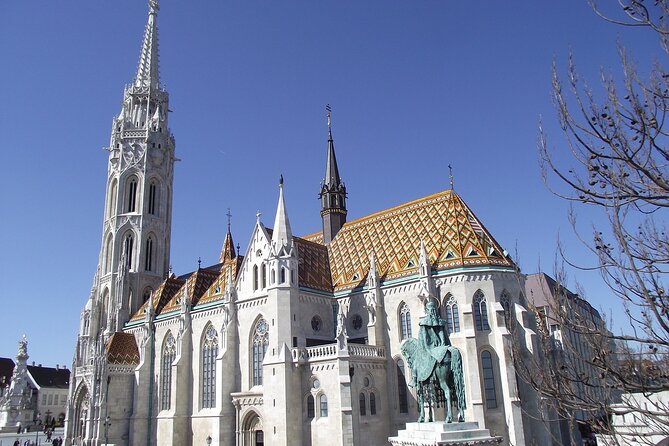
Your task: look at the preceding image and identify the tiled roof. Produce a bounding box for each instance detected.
[324,190,512,291]
[105,332,140,365]
[161,265,222,312]
[130,275,186,322]
[27,365,70,389]
[198,258,242,306]
[129,258,242,321]
[295,237,332,292]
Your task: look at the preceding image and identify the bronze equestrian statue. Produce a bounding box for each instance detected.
[400,301,466,423]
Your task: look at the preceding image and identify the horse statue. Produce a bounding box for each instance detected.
[400,301,466,423]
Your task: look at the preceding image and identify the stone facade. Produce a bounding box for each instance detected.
[65,2,565,446]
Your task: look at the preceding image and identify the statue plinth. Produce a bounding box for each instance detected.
[389,421,502,446]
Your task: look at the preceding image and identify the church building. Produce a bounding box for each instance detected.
[65,2,556,445]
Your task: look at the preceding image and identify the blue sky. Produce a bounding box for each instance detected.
[0,1,660,367]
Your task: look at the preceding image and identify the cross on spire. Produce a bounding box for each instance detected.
[448,164,454,190]
[326,104,332,131]
[226,208,232,232]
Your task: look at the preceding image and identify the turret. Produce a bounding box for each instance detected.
[319,106,347,244]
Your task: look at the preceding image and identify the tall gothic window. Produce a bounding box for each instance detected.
[280,267,286,284]
[145,237,154,272]
[261,265,267,289]
[126,178,138,213]
[306,395,315,419]
[500,292,511,329]
[160,333,176,410]
[399,303,412,340]
[397,359,408,413]
[481,351,497,409]
[474,291,490,331]
[103,235,113,273]
[253,265,259,291]
[123,234,134,270]
[201,325,218,408]
[359,393,366,416]
[320,394,328,417]
[444,295,460,334]
[252,319,269,386]
[107,180,117,218]
[148,181,157,215]
[370,392,377,415]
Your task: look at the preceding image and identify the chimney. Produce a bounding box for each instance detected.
[56,364,59,370]
[31,361,35,366]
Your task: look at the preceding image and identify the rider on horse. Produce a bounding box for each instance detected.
[419,301,451,360]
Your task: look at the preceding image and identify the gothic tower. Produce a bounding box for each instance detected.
[97,0,175,335]
[66,1,175,444]
[319,108,347,244]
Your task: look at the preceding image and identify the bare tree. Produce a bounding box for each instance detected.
[526,1,669,444]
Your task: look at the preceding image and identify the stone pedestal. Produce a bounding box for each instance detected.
[389,421,502,446]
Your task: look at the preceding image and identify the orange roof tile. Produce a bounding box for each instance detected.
[105,332,140,365]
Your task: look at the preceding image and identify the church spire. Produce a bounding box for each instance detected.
[134,0,161,89]
[219,208,236,263]
[272,175,293,254]
[320,106,348,244]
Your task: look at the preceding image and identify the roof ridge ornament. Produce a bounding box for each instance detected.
[448,164,454,190]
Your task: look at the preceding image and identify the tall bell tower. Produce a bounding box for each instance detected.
[97,0,175,333]
[66,1,175,444]
[77,0,176,359]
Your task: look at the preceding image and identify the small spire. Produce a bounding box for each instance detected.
[219,209,236,263]
[135,0,161,89]
[197,257,202,269]
[271,176,293,253]
[448,164,454,190]
[323,107,340,186]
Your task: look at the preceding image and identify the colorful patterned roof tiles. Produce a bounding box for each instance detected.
[106,332,140,365]
[294,236,332,292]
[325,190,512,291]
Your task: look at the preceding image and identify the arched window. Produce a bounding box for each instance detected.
[320,394,328,417]
[397,359,408,413]
[444,295,460,334]
[160,333,176,410]
[123,233,134,270]
[147,180,158,215]
[481,351,497,409]
[144,237,154,272]
[103,235,113,273]
[399,303,412,340]
[202,325,218,408]
[261,264,267,289]
[306,395,315,419]
[280,267,286,284]
[253,265,259,291]
[359,393,366,416]
[252,319,269,386]
[271,269,276,284]
[474,291,490,331]
[126,177,138,213]
[142,289,152,303]
[107,180,117,218]
[501,292,511,329]
[370,392,377,415]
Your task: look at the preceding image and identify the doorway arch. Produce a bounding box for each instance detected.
[241,410,263,446]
